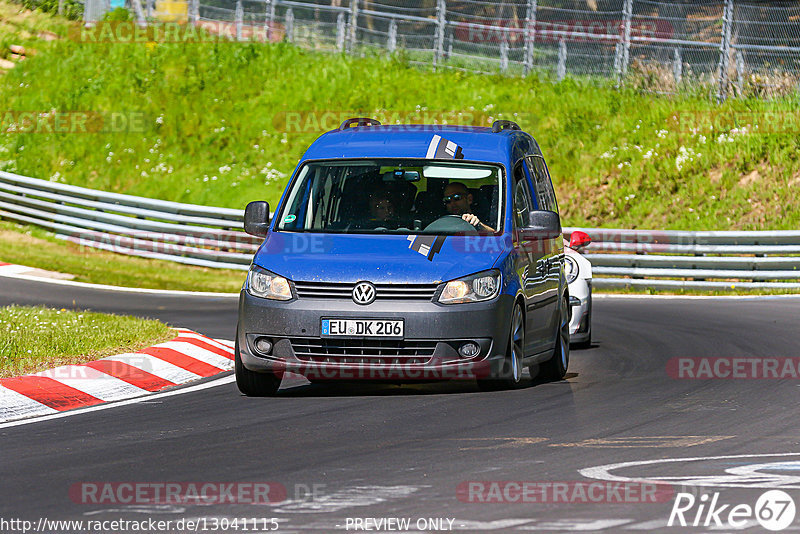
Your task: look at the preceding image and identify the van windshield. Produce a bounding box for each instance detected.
[275,159,504,235]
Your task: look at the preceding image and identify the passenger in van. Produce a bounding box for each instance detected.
[443,182,495,233]
[368,190,397,223]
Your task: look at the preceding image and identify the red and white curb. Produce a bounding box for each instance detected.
[0,328,234,423]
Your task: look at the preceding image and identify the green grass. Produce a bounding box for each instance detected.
[0,304,174,377]
[0,220,245,291]
[0,3,796,233]
[0,3,799,232]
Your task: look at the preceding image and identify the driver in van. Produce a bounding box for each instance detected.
[443,182,495,233]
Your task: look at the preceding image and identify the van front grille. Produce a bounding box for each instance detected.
[293,281,438,301]
[290,338,437,365]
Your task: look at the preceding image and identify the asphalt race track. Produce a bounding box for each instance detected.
[2,276,800,532]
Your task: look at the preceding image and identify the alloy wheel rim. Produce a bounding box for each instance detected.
[511,307,524,383]
[560,301,569,368]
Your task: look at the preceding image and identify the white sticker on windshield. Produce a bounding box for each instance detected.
[426,135,464,160]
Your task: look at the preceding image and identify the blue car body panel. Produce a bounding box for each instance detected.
[299,126,538,164]
[253,233,509,285]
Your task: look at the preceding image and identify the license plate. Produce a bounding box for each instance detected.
[321,318,404,338]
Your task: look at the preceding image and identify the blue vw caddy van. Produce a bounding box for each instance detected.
[236,118,569,395]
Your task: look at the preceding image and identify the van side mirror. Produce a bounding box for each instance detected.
[244,201,270,237]
[520,210,561,240]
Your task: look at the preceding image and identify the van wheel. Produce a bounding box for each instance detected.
[541,297,570,381]
[477,303,524,391]
[235,336,282,396]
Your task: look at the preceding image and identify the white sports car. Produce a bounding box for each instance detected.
[565,231,592,348]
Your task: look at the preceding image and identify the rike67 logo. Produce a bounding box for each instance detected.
[668,490,796,531]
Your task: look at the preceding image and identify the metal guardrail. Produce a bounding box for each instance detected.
[1,173,798,291]
[564,227,800,290]
[0,171,258,271]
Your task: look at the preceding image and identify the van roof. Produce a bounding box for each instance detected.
[299,124,541,165]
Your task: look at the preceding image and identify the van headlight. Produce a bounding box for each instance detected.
[565,256,580,284]
[437,270,501,305]
[247,265,293,300]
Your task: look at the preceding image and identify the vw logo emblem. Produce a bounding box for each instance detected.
[352,282,376,305]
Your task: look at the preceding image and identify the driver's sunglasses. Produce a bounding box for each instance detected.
[443,193,465,204]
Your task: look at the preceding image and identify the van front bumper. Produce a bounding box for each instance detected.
[237,291,515,381]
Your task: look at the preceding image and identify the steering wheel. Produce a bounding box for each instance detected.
[423,214,479,234]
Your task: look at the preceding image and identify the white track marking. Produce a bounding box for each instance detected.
[455,519,534,530]
[101,353,202,383]
[275,486,424,513]
[31,365,148,401]
[213,338,235,349]
[0,264,31,274]
[0,375,235,430]
[0,386,58,420]
[84,505,186,515]
[580,453,800,489]
[158,341,234,370]
[174,332,235,353]
[519,519,633,531]
[0,269,239,298]
[623,519,670,530]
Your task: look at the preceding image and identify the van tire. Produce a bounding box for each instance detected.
[235,336,282,396]
[541,296,570,381]
[477,303,525,391]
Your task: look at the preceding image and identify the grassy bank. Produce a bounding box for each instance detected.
[0,305,174,377]
[0,220,245,291]
[0,2,799,234]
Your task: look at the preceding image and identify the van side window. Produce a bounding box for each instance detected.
[513,161,534,228]
[527,156,558,214]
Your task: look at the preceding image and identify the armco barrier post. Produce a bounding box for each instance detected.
[523,0,537,75]
[336,12,346,52]
[446,29,453,61]
[190,0,199,24]
[286,8,294,43]
[735,50,744,95]
[717,0,733,103]
[265,0,276,42]
[235,0,243,41]
[348,0,359,53]
[500,29,509,71]
[621,0,632,77]
[388,18,397,54]
[557,39,566,80]
[434,0,446,68]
